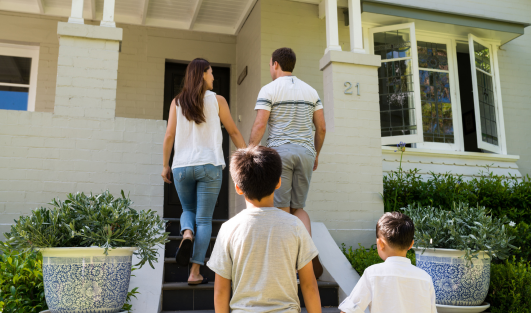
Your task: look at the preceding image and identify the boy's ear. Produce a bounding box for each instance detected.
[275,177,282,190]
[376,237,385,251]
[235,184,244,195]
[408,239,414,251]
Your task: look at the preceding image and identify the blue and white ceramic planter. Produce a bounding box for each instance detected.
[41,247,137,313]
[414,248,491,306]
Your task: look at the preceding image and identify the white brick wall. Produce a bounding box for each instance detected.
[0,110,166,237]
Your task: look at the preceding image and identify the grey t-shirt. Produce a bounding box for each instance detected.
[207,207,319,313]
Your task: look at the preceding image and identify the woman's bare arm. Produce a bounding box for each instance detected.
[217,95,246,149]
[161,100,177,184]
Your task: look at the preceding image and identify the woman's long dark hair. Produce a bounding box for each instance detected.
[175,58,211,124]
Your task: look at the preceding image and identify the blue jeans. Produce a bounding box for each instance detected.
[172,164,223,265]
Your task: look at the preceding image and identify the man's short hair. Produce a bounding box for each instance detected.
[272,48,296,72]
[230,146,282,202]
[376,212,415,250]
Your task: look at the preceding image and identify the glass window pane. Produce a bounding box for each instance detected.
[474,41,491,73]
[0,55,32,85]
[419,70,454,143]
[417,41,448,70]
[379,59,417,137]
[0,86,29,110]
[374,29,411,61]
[476,70,498,145]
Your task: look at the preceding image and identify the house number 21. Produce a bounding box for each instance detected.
[344,82,360,96]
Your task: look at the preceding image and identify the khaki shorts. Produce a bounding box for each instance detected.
[272,143,315,208]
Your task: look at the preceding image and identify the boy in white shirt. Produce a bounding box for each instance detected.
[339,212,437,313]
[207,146,322,313]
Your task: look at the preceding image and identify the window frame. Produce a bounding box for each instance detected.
[367,23,508,154]
[0,43,40,112]
[468,34,504,154]
[368,22,424,146]
[414,35,462,151]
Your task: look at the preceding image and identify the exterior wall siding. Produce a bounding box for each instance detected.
[115,24,237,120]
[372,0,531,24]
[234,2,262,214]
[0,11,64,113]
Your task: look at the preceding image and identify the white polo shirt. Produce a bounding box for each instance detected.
[255,76,323,156]
[339,257,437,313]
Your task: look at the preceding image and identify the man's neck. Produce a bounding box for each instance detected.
[274,71,293,80]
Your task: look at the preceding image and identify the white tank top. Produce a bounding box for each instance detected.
[172,90,225,169]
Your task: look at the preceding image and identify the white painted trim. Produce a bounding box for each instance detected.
[311,222,361,303]
[348,0,364,53]
[370,22,424,145]
[234,0,258,35]
[381,146,519,162]
[35,0,45,14]
[468,34,501,154]
[69,0,85,24]
[0,43,40,112]
[100,0,116,27]
[324,0,342,53]
[414,35,461,151]
[140,0,149,25]
[188,0,203,30]
[492,44,507,155]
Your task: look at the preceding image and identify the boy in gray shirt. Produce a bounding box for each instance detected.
[207,146,322,313]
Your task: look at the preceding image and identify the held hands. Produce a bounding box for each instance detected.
[161,166,172,184]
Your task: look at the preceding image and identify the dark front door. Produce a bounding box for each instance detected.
[163,62,230,220]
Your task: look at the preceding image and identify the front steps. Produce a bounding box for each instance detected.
[162,218,340,311]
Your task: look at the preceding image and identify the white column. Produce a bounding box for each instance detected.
[101,0,116,27]
[324,0,342,54]
[348,0,365,53]
[68,0,84,24]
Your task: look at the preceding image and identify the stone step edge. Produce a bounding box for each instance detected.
[167,236,217,241]
[161,307,340,313]
[164,257,210,264]
[162,281,339,291]
[164,218,227,223]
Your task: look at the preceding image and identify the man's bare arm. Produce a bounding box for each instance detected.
[249,109,270,146]
[313,109,326,171]
[299,260,322,313]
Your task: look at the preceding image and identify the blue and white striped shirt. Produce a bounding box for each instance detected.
[255,76,323,156]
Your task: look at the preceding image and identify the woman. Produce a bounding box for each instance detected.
[162,58,246,285]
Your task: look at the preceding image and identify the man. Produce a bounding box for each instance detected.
[249,47,326,277]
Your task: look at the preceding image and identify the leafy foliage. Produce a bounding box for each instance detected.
[341,243,416,275]
[506,222,531,262]
[383,169,531,225]
[402,203,516,265]
[0,242,46,313]
[487,257,531,313]
[5,190,169,269]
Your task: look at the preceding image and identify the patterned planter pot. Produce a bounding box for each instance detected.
[414,248,490,306]
[41,247,136,313]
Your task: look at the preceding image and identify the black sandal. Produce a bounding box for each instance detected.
[175,237,193,267]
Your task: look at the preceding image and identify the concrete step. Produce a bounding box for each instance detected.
[161,281,339,311]
[163,258,215,283]
[165,236,217,258]
[161,307,340,313]
[164,218,226,236]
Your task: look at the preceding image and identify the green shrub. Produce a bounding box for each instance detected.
[383,169,531,224]
[341,243,416,275]
[402,203,516,265]
[5,190,169,268]
[0,242,46,313]
[506,222,531,263]
[487,257,531,313]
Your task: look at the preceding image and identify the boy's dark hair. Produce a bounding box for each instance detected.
[272,48,296,72]
[230,146,282,201]
[376,212,415,250]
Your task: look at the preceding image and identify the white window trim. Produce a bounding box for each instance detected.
[0,43,40,112]
[364,22,508,155]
